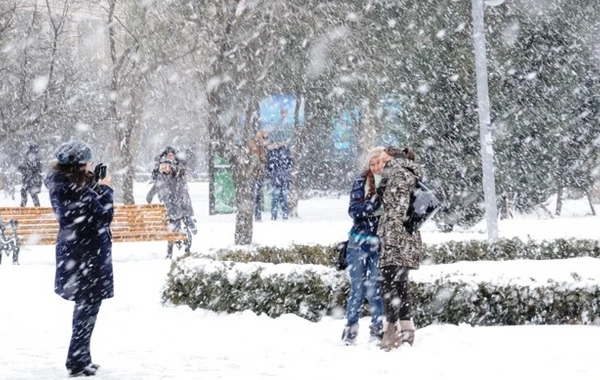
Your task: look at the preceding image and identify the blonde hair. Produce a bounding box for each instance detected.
[366,146,384,170]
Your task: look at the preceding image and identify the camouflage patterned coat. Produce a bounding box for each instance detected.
[378,157,424,270]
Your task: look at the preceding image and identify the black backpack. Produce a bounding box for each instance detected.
[333,240,348,271]
[404,181,441,234]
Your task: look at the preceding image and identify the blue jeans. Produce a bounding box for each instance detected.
[271,184,289,220]
[345,235,384,329]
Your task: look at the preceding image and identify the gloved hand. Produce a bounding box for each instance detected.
[367,194,381,212]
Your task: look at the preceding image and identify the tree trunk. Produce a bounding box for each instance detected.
[206,87,223,215]
[288,93,303,218]
[232,162,254,245]
[230,94,259,245]
[500,193,511,219]
[555,184,563,216]
[112,84,142,205]
[208,136,216,215]
[587,191,596,216]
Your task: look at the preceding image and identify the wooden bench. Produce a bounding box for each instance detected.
[0,204,188,246]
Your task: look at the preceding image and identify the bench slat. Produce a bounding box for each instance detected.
[0,204,167,213]
[11,216,169,223]
[17,227,177,235]
[15,222,169,229]
[20,232,187,245]
[4,212,167,218]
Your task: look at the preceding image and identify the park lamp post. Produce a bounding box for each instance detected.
[471,0,505,242]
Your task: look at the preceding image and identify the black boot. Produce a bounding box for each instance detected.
[68,365,97,377]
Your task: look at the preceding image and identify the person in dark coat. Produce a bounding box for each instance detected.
[266,144,293,220]
[44,140,114,377]
[146,158,196,259]
[18,143,43,207]
[341,147,385,345]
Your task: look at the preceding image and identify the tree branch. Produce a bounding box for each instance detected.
[43,0,70,112]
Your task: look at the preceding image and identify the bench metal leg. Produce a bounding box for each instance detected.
[166,242,173,260]
[12,246,19,265]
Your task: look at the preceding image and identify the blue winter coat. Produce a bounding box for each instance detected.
[45,169,114,303]
[348,173,381,239]
[266,146,293,188]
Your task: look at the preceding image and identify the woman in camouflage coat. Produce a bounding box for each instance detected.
[376,146,424,351]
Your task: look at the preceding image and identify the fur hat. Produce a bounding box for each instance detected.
[55,140,92,165]
[366,146,384,169]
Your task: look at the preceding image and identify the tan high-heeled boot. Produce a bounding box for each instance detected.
[399,320,415,346]
[380,322,402,351]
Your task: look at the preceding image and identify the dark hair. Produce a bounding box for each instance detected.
[383,146,416,161]
[163,146,177,154]
[156,146,178,162]
[52,162,93,188]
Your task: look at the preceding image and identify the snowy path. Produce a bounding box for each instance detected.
[1,259,600,380]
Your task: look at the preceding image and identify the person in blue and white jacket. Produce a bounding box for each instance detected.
[341,147,385,345]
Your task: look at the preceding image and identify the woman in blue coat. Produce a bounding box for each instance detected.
[341,147,385,345]
[44,141,114,377]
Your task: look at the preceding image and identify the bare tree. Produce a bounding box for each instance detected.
[99,0,199,203]
[0,0,86,149]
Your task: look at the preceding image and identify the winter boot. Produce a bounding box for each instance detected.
[369,324,384,342]
[68,364,97,377]
[380,322,401,351]
[399,320,415,346]
[341,324,359,345]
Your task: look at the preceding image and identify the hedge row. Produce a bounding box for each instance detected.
[202,238,600,266]
[162,257,600,325]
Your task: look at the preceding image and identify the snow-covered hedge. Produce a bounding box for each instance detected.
[427,238,600,264]
[203,238,600,266]
[162,257,600,325]
[162,258,346,322]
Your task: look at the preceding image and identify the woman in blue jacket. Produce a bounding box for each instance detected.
[44,141,114,377]
[341,147,385,345]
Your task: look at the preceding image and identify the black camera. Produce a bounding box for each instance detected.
[94,163,107,182]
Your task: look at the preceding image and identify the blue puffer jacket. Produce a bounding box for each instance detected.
[348,172,381,240]
[45,169,114,303]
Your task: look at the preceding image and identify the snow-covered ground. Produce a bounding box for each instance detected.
[2,259,600,380]
[1,182,600,379]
